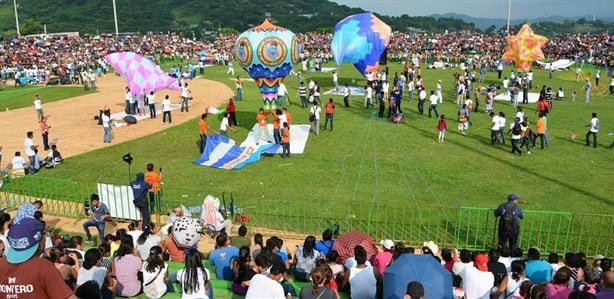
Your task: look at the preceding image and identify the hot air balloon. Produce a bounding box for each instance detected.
[502,24,548,71]
[331,12,392,76]
[104,52,180,95]
[235,19,300,109]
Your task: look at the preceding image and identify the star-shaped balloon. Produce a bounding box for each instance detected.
[502,24,548,71]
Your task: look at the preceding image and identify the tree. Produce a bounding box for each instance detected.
[21,19,42,35]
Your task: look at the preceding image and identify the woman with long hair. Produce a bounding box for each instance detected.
[113,235,142,297]
[77,248,107,289]
[136,223,161,261]
[141,245,168,299]
[231,246,256,295]
[294,235,321,282]
[505,260,528,298]
[545,267,573,299]
[299,266,336,299]
[177,248,211,299]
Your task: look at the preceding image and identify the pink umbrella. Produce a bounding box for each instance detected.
[104,51,180,95]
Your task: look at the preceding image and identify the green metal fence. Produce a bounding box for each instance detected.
[0,173,85,218]
[1,175,611,257]
[455,207,612,256]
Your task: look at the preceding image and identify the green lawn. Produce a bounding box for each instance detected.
[8,59,614,255]
[0,85,96,111]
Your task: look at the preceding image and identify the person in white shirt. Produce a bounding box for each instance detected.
[309,101,321,136]
[460,254,494,299]
[245,257,286,299]
[10,151,27,174]
[162,95,172,125]
[89,71,97,91]
[428,90,439,118]
[365,84,373,108]
[102,109,112,143]
[180,83,191,112]
[226,60,235,76]
[146,91,156,118]
[24,131,38,167]
[177,249,213,299]
[277,82,288,107]
[343,84,351,107]
[125,87,133,114]
[490,112,501,145]
[33,95,44,119]
[502,77,510,96]
[219,112,236,137]
[332,69,339,91]
[436,80,443,103]
[585,112,599,148]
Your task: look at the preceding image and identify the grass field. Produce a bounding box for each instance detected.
[0,84,96,111]
[6,59,613,252]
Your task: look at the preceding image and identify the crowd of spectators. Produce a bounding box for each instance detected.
[1,201,613,299]
[1,30,612,87]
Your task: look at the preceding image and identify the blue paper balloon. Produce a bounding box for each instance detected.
[331,13,392,76]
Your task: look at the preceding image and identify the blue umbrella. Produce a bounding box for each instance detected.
[383,254,453,299]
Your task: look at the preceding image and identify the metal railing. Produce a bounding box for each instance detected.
[1,175,611,257]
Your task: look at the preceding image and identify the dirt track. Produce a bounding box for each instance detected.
[0,75,233,162]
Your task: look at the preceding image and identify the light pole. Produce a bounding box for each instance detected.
[506,0,512,33]
[112,0,119,36]
[13,0,20,36]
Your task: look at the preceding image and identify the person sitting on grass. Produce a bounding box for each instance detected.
[230,246,256,296]
[315,229,335,257]
[113,235,142,297]
[299,266,337,299]
[44,144,63,168]
[209,233,239,280]
[136,222,161,261]
[177,248,212,299]
[294,235,322,282]
[76,248,108,289]
[141,245,169,299]
[231,225,251,249]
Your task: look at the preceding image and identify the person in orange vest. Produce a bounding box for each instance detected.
[282,107,292,125]
[282,122,290,158]
[323,98,335,131]
[198,113,208,153]
[145,163,162,213]
[256,108,272,145]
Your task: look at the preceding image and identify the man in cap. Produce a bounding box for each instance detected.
[0,204,76,298]
[459,253,495,299]
[494,193,524,250]
[373,239,394,275]
[131,172,152,225]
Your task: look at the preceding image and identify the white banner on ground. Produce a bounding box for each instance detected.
[97,183,139,220]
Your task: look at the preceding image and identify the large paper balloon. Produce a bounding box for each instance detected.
[331,12,391,76]
[502,24,548,71]
[104,52,180,95]
[235,19,300,109]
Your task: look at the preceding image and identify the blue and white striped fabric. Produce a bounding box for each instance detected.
[194,135,279,170]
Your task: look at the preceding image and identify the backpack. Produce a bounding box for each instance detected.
[512,123,522,135]
[502,204,518,231]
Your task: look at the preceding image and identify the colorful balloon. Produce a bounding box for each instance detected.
[104,52,180,94]
[331,12,392,76]
[502,24,548,71]
[235,19,300,109]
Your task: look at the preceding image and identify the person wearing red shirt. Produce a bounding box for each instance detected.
[323,98,335,131]
[226,97,238,126]
[198,113,208,153]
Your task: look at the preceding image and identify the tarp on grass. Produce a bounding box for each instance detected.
[194,134,279,170]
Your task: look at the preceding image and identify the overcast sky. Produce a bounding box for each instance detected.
[332,0,613,20]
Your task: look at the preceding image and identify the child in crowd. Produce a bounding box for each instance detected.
[437,114,448,142]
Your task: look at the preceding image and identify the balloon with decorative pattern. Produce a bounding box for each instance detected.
[104,52,180,95]
[235,19,300,109]
[331,12,392,76]
[502,24,548,71]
